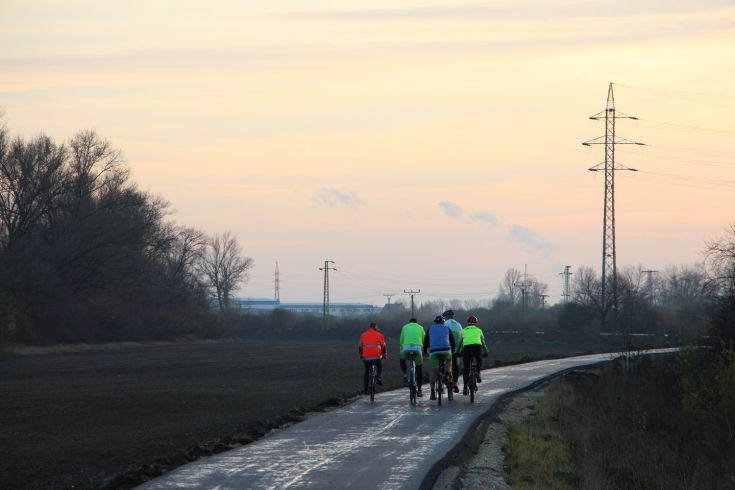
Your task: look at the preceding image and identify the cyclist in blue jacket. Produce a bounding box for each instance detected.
[423,316,456,400]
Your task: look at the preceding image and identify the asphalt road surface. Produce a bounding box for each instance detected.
[140,351,670,490]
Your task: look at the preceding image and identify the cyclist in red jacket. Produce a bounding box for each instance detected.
[359,322,387,394]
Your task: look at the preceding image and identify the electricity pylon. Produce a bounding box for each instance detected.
[319,260,337,327]
[642,269,658,304]
[584,82,644,322]
[559,265,573,305]
[274,261,280,303]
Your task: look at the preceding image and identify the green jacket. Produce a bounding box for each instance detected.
[400,322,425,351]
[458,325,488,354]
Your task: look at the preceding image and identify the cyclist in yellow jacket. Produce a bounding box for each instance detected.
[399,318,426,397]
[457,315,489,396]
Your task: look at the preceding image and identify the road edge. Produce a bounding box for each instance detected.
[418,359,612,490]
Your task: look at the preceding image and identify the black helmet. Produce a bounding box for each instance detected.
[442,309,454,318]
[369,322,377,328]
[409,318,417,323]
[434,315,445,323]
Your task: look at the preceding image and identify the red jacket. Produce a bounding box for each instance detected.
[359,328,386,360]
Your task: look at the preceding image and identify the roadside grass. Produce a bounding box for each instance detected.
[508,355,735,490]
[505,381,577,489]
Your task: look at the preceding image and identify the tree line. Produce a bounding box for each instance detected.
[0,125,251,343]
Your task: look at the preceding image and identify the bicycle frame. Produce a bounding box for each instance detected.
[407,352,417,406]
[468,358,478,403]
[435,357,453,405]
[368,364,377,403]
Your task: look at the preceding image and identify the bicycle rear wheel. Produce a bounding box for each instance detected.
[436,362,443,406]
[369,365,376,403]
[469,361,477,403]
[408,359,417,406]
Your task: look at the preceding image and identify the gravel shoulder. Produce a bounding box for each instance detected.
[432,381,553,490]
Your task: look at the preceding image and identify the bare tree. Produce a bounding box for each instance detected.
[573,266,606,316]
[498,268,522,303]
[659,263,711,307]
[0,131,68,250]
[529,280,549,308]
[199,231,253,310]
[704,224,735,345]
[166,226,207,287]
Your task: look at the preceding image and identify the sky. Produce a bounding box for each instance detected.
[2,0,734,307]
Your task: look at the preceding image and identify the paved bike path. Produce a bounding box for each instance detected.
[139,352,653,489]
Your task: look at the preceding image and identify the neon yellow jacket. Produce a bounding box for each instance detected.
[458,325,488,354]
[400,322,425,350]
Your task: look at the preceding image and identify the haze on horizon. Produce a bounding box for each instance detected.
[2,0,734,307]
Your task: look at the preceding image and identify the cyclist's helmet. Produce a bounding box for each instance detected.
[369,322,377,328]
[442,309,454,318]
[466,315,479,324]
[434,315,445,323]
[409,318,418,323]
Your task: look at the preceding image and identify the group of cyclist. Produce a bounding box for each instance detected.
[358,310,489,400]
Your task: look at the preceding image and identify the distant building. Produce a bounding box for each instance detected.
[233,298,380,317]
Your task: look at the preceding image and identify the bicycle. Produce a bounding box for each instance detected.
[435,357,453,406]
[467,357,478,403]
[368,364,377,403]
[406,352,418,406]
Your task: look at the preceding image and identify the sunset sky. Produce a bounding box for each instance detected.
[2,0,734,306]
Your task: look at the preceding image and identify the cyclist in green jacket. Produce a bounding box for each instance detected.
[399,318,426,397]
[457,315,489,395]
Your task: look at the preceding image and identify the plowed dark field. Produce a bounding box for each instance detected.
[0,339,600,489]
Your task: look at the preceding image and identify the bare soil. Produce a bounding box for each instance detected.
[0,339,596,489]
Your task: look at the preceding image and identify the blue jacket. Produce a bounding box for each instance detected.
[423,323,456,353]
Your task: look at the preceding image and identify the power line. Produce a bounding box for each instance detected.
[614,82,735,101]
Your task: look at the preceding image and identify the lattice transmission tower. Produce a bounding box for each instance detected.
[559,265,573,305]
[583,83,643,320]
[319,260,337,327]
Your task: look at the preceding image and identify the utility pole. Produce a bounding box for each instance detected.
[514,265,533,321]
[584,82,643,325]
[274,261,280,303]
[559,265,573,305]
[319,260,337,327]
[404,289,420,318]
[383,293,395,305]
[641,269,658,304]
[539,294,549,310]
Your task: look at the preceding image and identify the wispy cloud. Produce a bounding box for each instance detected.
[314,187,364,210]
[509,225,556,253]
[439,201,463,220]
[281,1,735,21]
[472,211,499,227]
[4,12,733,76]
